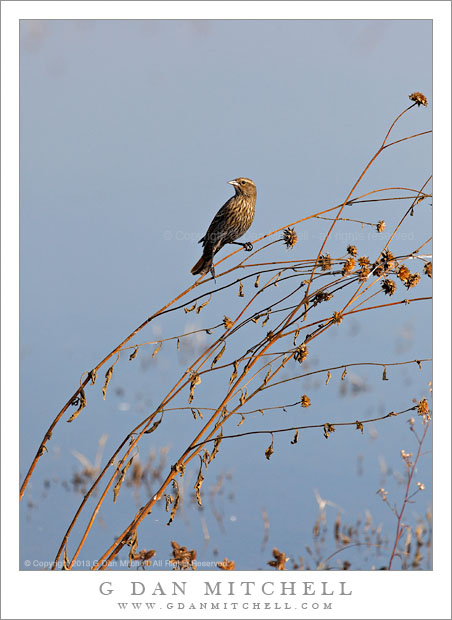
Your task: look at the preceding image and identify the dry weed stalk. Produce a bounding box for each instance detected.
[20,95,432,571]
[383,419,431,570]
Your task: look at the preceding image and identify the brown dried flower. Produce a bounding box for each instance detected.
[381,250,395,270]
[372,262,384,277]
[332,311,343,325]
[423,262,432,278]
[358,256,370,266]
[282,227,298,249]
[294,343,308,364]
[223,316,233,329]
[128,548,157,568]
[217,558,235,570]
[409,91,428,107]
[313,291,333,306]
[268,548,288,570]
[358,266,371,281]
[342,257,355,276]
[347,244,358,256]
[397,265,411,282]
[300,394,311,408]
[318,253,332,271]
[405,272,421,289]
[169,541,197,571]
[416,398,431,422]
[381,279,397,296]
[376,220,386,233]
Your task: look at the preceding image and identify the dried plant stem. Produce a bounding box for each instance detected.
[189,407,416,449]
[387,421,430,570]
[303,104,427,304]
[21,97,431,574]
[20,181,430,500]
[89,297,429,570]
[341,179,431,314]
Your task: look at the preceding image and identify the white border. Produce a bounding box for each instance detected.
[2,2,450,619]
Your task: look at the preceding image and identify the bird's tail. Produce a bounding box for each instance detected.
[191,253,213,276]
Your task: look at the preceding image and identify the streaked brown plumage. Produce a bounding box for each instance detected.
[191,177,257,278]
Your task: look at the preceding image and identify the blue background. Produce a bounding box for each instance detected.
[20,19,432,571]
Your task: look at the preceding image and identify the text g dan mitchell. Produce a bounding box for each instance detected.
[99,580,352,597]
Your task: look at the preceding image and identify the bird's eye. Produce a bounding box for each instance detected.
[240,180,245,185]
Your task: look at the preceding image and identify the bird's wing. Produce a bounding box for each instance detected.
[201,197,233,246]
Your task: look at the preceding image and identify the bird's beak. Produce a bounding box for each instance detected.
[228,180,239,186]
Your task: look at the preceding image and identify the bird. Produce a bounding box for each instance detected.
[191,177,257,279]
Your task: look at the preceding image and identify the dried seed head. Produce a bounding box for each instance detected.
[372,262,384,277]
[332,311,343,325]
[347,244,358,256]
[312,291,333,306]
[417,482,425,491]
[416,398,430,420]
[318,253,332,271]
[217,558,235,570]
[381,279,397,296]
[268,548,288,570]
[381,250,395,270]
[405,272,421,289]
[223,315,233,329]
[282,227,298,249]
[169,540,197,570]
[409,91,428,107]
[397,264,411,282]
[358,266,371,281]
[376,220,386,233]
[423,261,432,278]
[294,343,308,364]
[358,256,370,266]
[300,394,311,408]
[342,257,355,276]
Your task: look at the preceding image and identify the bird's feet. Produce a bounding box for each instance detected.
[231,241,254,252]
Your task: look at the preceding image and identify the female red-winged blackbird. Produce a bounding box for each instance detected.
[191,177,257,279]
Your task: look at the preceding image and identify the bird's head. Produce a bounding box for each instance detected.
[228,177,257,198]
